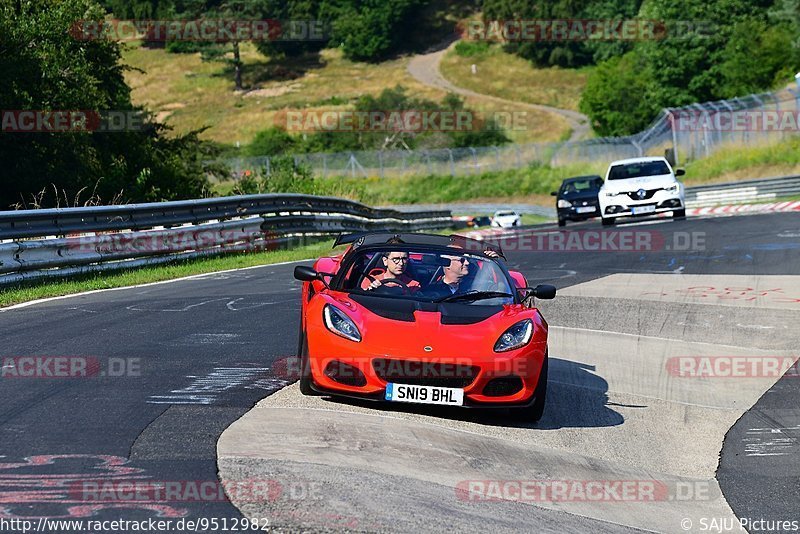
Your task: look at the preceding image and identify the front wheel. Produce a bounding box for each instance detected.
[557,218,566,227]
[511,356,548,423]
[297,331,314,396]
[673,208,686,219]
[601,216,614,226]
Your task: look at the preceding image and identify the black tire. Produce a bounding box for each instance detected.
[601,216,614,226]
[512,356,548,423]
[673,208,686,219]
[557,218,566,227]
[297,331,314,396]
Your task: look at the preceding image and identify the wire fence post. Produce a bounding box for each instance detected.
[667,111,679,167]
[470,147,478,175]
[447,149,455,177]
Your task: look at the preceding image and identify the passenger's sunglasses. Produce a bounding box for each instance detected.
[388,256,409,264]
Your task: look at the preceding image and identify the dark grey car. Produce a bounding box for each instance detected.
[551,175,603,227]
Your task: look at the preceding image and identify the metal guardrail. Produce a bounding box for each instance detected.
[0,175,796,286]
[0,194,452,286]
[685,175,800,207]
[388,175,800,217]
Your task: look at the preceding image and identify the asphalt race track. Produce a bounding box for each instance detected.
[1,212,799,533]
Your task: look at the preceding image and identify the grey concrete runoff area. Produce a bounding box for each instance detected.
[219,213,800,533]
[0,212,798,533]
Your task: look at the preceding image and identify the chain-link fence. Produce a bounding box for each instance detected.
[218,85,800,180]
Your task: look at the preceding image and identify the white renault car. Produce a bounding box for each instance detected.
[491,210,522,228]
[598,157,686,226]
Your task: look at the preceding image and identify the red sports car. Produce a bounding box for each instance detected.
[293,232,556,422]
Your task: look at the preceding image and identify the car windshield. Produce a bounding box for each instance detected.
[608,161,671,180]
[563,178,602,192]
[495,211,516,217]
[339,248,514,305]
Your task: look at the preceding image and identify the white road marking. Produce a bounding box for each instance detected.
[66,307,98,314]
[147,367,276,405]
[0,258,312,313]
[225,298,280,311]
[743,424,799,457]
[126,298,229,313]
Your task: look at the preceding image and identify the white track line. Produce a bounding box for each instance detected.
[0,259,311,313]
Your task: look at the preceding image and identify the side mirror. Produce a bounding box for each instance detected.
[675,169,685,177]
[294,265,319,282]
[550,191,558,196]
[531,284,556,300]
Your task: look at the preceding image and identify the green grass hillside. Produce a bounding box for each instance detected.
[123,43,573,146]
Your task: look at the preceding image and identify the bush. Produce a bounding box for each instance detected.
[454,40,491,57]
[579,51,662,136]
[247,127,296,156]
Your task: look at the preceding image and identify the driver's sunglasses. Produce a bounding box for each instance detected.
[388,256,409,264]
[451,257,468,264]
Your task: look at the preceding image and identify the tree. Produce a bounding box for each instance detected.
[0,0,211,208]
[718,18,798,98]
[579,51,661,136]
[330,0,429,62]
[481,0,644,68]
[636,0,776,105]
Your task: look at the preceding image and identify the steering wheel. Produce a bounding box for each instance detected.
[364,273,411,295]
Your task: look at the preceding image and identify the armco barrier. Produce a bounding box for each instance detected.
[685,175,800,207]
[0,194,452,285]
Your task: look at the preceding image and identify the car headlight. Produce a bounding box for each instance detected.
[557,199,572,208]
[605,191,623,197]
[665,183,679,193]
[323,304,361,342]
[494,319,533,352]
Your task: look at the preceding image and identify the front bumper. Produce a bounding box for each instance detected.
[492,219,521,228]
[557,205,600,221]
[599,190,684,219]
[305,335,547,406]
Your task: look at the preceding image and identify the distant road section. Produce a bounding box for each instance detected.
[407,43,591,142]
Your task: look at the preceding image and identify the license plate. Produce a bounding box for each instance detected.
[576,206,596,214]
[631,205,656,215]
[385,383,464,406]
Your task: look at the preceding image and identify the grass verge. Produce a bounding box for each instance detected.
[683,136,800,184]
[217,135,800,206]
[0,240,337,309]
[213,162,602,205]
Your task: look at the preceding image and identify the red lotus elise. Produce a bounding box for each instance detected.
[293,232,556,422]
